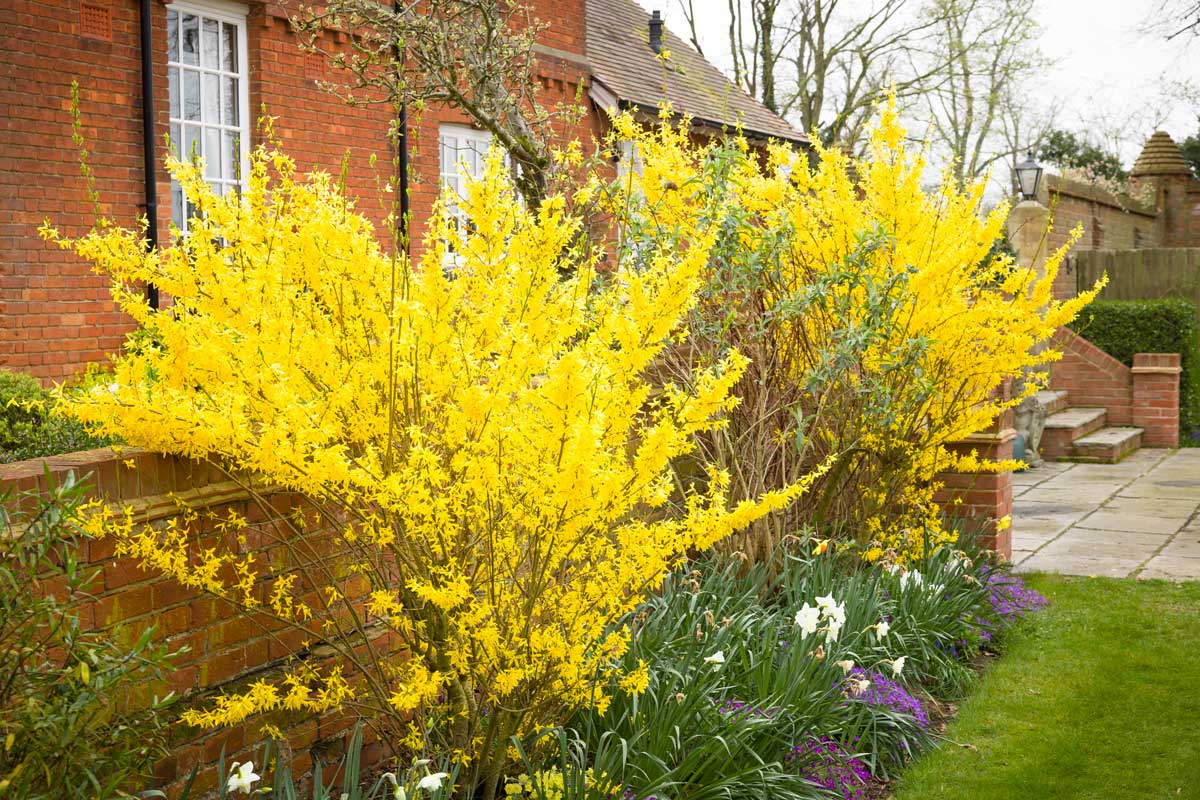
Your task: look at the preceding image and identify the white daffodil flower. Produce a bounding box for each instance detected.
[876,620,890,638]
[815,593,838,614]
[416,772,449,793]
[892,656,907,677]
[794,603,820,635]
[834,659,855,675]
[826,619,841,642]
[852,677,871,695]
[704,650,726,669]
[384,773,407,800]
[226,761,261,795]
[827,602,846,626]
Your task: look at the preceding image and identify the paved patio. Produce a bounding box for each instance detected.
[1011,448,1200,580]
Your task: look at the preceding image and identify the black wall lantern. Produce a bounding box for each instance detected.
[1015,152,1044,201]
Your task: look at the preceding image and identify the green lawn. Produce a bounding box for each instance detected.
[894,574,1200,800]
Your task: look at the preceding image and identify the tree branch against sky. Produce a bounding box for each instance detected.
[680,0,949,151]
[1141,0,1200,40]
[913,0,1050,187]
[293,0,558,208]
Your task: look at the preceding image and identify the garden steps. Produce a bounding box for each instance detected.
[1036,392,1146,464]
[1069,426,1144,463]
[1041,407,1109,459]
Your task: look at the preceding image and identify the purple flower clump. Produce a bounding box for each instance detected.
[985,570,1047,624]
[787,737,871,800]
[713,697,781,719]
[843,668,929,728]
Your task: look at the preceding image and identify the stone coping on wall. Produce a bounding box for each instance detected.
[1045,173,1156,218]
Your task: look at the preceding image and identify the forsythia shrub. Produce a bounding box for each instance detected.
[611,101,1100,562]
[42,133,824,798]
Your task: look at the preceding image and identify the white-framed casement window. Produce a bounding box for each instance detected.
[166,0,250,233]
[438,124,494,247]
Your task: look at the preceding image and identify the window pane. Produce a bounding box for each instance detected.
[222,22,237,72]
[167,10,178,62]
[205,128,221,179]
[184,124,201,164]
[223,131,238,179]
[201,18,219,70]
[203,73,219,122]
[181,14,198,66]
[171,184,184,231]
[183,69,200,121]
[170,122,181,159]
[221,77,238,126]
[168,67,179,119]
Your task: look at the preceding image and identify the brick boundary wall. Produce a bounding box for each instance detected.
[1,448,386,797]
[1048,327,1181,448]
[1048,327,1134,424]
[932,389,1016,561]
[1132,353,1182,447]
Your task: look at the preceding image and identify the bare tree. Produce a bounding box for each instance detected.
[1141,0,1200,40]
[914,0,1049,186]
[998,83,1057,196]
[293,0,560,209]
[680,0,947,151]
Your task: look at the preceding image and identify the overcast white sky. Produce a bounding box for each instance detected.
[632,0,1200,169]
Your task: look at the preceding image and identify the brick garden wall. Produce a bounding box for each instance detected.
[932,382,1015,559]
[2,0,595,384]
[1034,175,1159,301]
[1048,327,1135,425]
[1048,327,1182,448]
[1,447,391,797]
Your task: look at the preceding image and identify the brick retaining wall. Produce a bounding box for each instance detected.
[1,447,385,797]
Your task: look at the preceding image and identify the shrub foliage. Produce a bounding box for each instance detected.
[0,473,177,799]
[43,125,822,798]
[611,103,1098,561]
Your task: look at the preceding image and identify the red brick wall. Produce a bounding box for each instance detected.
[2,0,594,385]
[1048,328,1182,448]
[1,446,386,796]
[1132,353,1181,447]
[1048,327,1134,424]
[932,382,1015,559]
[1,0,156,383]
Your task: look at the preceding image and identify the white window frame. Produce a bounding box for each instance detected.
[438,123,495,241]
[166,0,250,234]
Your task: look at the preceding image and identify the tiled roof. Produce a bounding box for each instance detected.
[585,0,808,144]
[1131,131,1193,177]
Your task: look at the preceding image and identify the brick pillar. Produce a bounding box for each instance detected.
[1005,199,1067,300]
[933,381,1016,559]
[1132,353,1181,447]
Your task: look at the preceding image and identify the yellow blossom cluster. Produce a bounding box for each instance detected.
[609,100,1099,562]
[44,128,825,782]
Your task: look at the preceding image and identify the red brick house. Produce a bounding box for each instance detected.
[1,0,805,384]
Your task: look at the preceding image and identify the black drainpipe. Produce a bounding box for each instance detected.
[393,1,409,254]
[139,0,160,309]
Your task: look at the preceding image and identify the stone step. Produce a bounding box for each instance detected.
[1041,407,1108,459]
[1035,389,1070,416]
[1070,426,1144,463]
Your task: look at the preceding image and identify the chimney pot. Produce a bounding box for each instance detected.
[649,9,664,53]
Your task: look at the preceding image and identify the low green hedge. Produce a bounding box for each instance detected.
[0,369,115,464]
[1069,298,1200,445]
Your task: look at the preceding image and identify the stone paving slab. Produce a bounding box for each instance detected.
[1011,448,1200,581]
